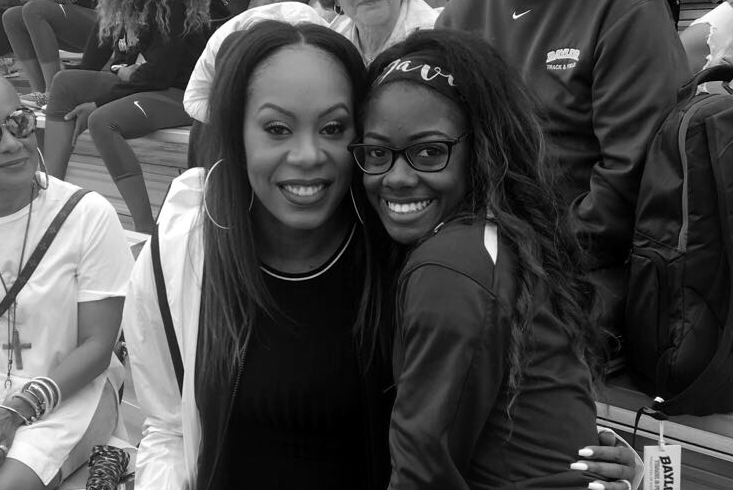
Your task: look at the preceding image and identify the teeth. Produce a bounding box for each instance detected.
[282,184,326,196]
[385,199,432,214]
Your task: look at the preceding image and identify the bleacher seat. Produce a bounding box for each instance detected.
[596,373,733,490]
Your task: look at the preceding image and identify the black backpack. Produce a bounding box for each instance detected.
[624,65,733,416]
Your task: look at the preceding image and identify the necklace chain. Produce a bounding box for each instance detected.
[0,183,35,389]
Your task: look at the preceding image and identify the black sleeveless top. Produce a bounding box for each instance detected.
[225,226,369,489]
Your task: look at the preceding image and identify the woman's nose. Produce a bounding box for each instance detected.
[0,128,23,154]
[383,153,418,189]
[288,134,323,167]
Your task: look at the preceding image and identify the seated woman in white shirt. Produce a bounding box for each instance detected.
[0,77,133,490]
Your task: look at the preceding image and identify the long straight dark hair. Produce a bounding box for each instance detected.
[365,29,606,411]
[194,20,382,486]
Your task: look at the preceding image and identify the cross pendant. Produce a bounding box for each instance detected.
[3,329,31,370]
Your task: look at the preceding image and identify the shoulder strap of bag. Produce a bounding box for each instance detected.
[151,225,184,395]
[0,189,90,317]
[659,103,733,415]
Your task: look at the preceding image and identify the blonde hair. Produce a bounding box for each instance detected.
[96,0,210,42]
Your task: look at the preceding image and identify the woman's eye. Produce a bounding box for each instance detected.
[416,145,447,158]
[264,122,291,136]
[321,122,344,136]
[367,148,387,159]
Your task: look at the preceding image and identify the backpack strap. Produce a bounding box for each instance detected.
[150,225,185,395]
[0,189,90,317]
[658,106,733,415]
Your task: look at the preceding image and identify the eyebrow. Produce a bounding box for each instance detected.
[363,130,453,143]
[257,102,351,119]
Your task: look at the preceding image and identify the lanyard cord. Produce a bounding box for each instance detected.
[0,183,35,388]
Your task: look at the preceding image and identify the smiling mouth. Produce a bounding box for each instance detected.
[280,183,327,197]
[0,158,27,169]
[383,199,434,215]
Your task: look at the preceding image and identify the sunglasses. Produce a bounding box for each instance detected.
[1,107,37,140]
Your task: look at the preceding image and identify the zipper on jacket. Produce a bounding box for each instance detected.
[203,330,251,490]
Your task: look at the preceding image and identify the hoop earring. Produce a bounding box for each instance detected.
[34,148,49,190]
[334,2,344,15]
[203,159,231,230]
[350,187,364,225]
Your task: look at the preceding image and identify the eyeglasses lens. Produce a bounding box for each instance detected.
[355,142,450,174]
[407,142,450,171]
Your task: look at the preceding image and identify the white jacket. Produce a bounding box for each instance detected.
[123,169,206,490]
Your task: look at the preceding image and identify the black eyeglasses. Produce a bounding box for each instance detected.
[1,107,36,140]
[348,132,470,175]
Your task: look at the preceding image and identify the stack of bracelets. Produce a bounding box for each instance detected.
[0,376,62,424]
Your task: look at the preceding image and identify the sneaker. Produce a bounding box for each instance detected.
[0,58,18,78]
[19,92,48,109]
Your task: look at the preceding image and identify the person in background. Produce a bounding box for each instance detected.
[41,0,212,234]
[318,0,437,65]
[0,76,131,490]
[355,28,637,490]
[3,0,97,108]
[0,0,25,78]
[437,0,692,336]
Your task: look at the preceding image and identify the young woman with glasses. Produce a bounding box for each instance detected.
[354,28,639,490]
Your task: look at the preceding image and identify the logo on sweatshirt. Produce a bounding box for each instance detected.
[546,48,580,71]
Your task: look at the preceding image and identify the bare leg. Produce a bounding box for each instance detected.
[0,459,60,490]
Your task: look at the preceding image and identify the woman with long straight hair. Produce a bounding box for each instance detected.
[123,21,392,490]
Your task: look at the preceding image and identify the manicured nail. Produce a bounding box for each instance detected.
[588,482,605,490]
[570,462,588,471]
[578,447,594,457]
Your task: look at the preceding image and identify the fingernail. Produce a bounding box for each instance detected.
[570,462,588,471]
[588,482,605,490]
[578,447,594,457]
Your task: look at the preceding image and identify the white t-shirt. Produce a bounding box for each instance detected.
[0,178,133,389]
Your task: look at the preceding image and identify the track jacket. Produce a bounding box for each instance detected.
[390,219,601,489]
[438,0,692,268]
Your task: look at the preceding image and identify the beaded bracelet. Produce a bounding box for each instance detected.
[11,393,40,422]
[0,404,31,425]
